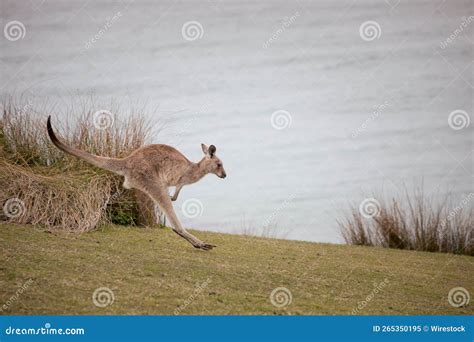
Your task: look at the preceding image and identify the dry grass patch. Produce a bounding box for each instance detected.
[339,189,473,256]
[0,97,158,231]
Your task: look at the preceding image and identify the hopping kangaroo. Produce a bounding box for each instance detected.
[46,116,226,250]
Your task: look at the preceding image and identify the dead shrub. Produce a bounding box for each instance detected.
[339,189,473,256]
[0,97,159,232]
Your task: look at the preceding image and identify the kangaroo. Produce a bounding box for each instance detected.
[46,116,226,250]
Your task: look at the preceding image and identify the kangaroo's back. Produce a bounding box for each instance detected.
[124,144,192,184]
[127,144,189,163]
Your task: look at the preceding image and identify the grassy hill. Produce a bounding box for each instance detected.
[0,224,472,315]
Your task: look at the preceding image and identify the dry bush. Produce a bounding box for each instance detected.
[0,162,114,232]
[0,97,159,232]
[1,97,151,167]
[339,189,473,256]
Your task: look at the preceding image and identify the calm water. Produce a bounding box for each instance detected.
[1,0,472,242]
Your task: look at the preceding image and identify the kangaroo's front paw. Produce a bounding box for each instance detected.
[170,196,177,202]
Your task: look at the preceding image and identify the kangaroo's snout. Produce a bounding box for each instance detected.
[220,172,227,179]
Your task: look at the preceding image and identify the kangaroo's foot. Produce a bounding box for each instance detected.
[193,241,216,251]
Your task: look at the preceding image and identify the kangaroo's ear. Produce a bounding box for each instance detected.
[208,145,216,157]
[201,143,209,155]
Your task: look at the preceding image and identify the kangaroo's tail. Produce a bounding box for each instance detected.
[47,116,124,175]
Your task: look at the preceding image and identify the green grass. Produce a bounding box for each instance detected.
[0,224,472,315]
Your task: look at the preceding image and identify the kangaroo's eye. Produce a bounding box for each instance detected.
[217,163,222,168]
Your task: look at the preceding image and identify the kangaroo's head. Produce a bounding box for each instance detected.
[201,143,227,179]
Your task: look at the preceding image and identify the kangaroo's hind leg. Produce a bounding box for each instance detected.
[143,183,216,251]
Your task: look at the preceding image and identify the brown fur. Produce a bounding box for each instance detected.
[47,116,226,250]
